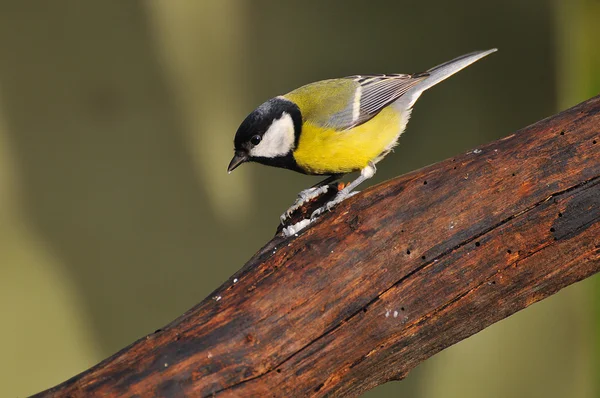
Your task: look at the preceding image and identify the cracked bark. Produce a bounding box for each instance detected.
[34,95,600,398]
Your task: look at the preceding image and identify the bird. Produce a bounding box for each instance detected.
[228,49,497,234]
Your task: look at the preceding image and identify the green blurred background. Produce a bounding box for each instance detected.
[1,1,598,397]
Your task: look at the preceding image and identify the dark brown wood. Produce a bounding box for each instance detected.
[34,96,600,398]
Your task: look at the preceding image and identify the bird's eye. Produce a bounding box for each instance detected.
[250,135,261,146]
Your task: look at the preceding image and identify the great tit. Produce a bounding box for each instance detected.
[228,49,497,230]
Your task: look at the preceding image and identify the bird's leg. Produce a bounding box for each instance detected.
[281,166,373,237]
[280,174,343,223]
[310,162,376,219]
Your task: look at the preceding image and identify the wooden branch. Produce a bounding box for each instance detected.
[34,96,600,398]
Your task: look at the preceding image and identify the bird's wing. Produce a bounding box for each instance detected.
[348,73,429,126]
[286,74,428,131]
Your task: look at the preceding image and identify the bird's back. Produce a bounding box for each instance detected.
[282,49,498,175]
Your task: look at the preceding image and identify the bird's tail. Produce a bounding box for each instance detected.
[400,48,497,108]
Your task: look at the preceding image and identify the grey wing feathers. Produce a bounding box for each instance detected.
[353,73,428,117]
[319,49,496,131]
[329,73,429,130]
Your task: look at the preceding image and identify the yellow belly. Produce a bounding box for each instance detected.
[293,107,402,174]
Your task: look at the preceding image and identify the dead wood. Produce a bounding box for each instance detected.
[33,95,600,397]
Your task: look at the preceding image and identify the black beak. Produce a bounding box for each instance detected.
[227,151,248,173]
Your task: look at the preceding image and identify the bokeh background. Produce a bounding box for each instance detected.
[1,1,598,397]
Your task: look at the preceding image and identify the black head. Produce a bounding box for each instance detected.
[228,97,302,173]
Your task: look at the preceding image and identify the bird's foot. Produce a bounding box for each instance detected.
[280,185,330,223]
[310,189,359,219]
[281,189,358,237]
[281,218,314,237]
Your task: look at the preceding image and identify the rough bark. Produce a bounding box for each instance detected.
[34,96,600,397]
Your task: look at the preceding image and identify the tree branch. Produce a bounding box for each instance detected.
[34,96,600,397]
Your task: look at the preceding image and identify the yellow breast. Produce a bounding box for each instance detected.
[293,107,402,175]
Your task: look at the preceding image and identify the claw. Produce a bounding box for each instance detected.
[282,218,314,237]
[310,208,323,220]
[280,185,330,223]
[281,189,360,236]
[309,190,360,220]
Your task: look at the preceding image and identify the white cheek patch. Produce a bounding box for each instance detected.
[250,113,295,158]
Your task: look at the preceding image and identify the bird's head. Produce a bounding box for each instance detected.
[228,97,302,173]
